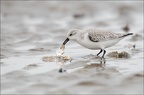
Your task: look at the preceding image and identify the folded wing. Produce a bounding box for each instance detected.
[87,29,123,42]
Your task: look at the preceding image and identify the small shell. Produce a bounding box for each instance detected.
[60,45,65,50]
[56,49,64,56]
[56,45,65,56]
[42,45,72,63]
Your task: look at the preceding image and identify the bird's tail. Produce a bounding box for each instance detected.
[121,33,133,37]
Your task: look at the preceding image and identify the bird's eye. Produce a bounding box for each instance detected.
[69,34,72,36]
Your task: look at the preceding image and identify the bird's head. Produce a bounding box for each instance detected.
[63,29,80,45]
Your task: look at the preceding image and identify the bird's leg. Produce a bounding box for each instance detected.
[102,50,106,58]
[97,49,103,56]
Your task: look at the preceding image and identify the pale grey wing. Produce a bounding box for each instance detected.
[88,31,122,42]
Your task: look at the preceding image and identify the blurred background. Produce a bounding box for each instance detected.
[1,1,143,57]
[1,1,143,94]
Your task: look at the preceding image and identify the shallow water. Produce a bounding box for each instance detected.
[1,1,143,94]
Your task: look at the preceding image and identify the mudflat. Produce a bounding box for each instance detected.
[1,1,143,94]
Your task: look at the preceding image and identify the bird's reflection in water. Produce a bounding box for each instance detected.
[100,57,106,64]
[55,56,106,73]
[84,58,106,71]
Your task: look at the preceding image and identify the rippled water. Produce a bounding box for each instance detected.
[1,1,143,94]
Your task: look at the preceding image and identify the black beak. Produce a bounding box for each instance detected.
[63,38,69,45]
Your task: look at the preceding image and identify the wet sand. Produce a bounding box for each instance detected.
[1,1,143,94]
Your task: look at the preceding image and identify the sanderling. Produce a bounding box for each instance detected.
[62,28,133,58]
